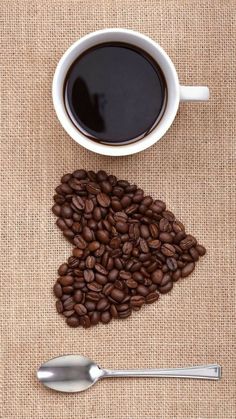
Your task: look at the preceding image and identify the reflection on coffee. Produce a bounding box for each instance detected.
[64,43,167,144]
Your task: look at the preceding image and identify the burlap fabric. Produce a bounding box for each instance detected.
[1,0,235,418]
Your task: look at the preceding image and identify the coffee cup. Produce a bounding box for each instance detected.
[52,28,209,156]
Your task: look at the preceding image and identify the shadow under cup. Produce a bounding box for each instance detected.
[63,42,167,145]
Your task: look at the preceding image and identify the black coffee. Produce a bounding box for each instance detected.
[64,43,167,144]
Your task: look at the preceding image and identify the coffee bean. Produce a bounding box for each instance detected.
[181,262,195,277]
[189,247,199,261]
[97,192,111,207]
[161,243,176,257]
[58,276,74,286]
[159,218,171,232]
[66,315,80,327]
[82,226,94,242]
[180,235,197,250]
[166,257,178,271]
[86,182,101,194]
[61,204,73,219]
[63,309,75,317]
[95,273,108,285]
[110,304,118,318]
[148,239,161,250]
[136,285,149,297]
[85,256,96,269]
[74,304,87,316]
[110,288,125,302]
[110,237,121,249]
[196,244,206,256]
[118,309,131,319]
[90,311,100,325]
[101,311,111,324]
[52,204,61,216]
[172,269,181,282]
[87,282,103,292]
[84,269,95,283]
[53,282,63,298]
[116,222,129,234]
[126,278,138,288]
[159,281,173,294]
[63,296,74,310]
[149,223,159,238]
[72,195,85,211]
[74,235,87,249]
[56,300,63,313]
[87,291,100,302]
[74,290,83,303]
[122,242,133,255]
[139,239,149,253]
[145,292,159,304]
[159,232,173,243]
[103,283,114,296]
[151,269,163,284]
[96,230,110,244]
[88,241,100,252]
[80,315,91,328]
[97,298,110,311]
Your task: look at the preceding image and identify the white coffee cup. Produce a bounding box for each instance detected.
[52,28,209,156]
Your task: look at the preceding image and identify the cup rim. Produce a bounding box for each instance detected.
[52,28,180,156]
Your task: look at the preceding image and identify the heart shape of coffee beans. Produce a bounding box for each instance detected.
[52,170,206,328]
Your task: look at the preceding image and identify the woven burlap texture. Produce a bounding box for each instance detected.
[1,0,235,418]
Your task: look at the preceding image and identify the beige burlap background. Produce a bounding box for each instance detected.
[1,0,235,418]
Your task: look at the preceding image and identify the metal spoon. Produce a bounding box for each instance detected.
[37,355,221,393]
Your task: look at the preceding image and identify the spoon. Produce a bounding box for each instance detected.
[37,355,221,393]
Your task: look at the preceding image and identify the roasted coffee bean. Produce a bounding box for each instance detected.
[86,182,101,194]
[54,282,63,298]
[96,229,110,244]
[57,263,68,276]
[159,281,173,294]
[56,300,64,313]
[136,285,149,297]
[145,292,159,304]
[95,263,108,275]
[66,315,80,327]
[189,247,199,261]
[110,288,125,302]
[72,195,85,211]
[97,298,110,311]
[180,235,197,250]
[82,226,94,242]
[103,283,114,296]
[90,311,100,325]
[110,304,118,318]
[151,269,163,284]
[118,309,131,319]
[87,291,100,302]
[196,244,206,256]
[148,239,161,250]
[53,170,206,328]
[95,273,108,285]
[74,290,83,303]
[87,282,103,292]
[74,304,87,316]
[121,241,132,255]
[101,311,111,324]
[58,276,74,286]
[161,243,176,257]
[181,262,195,277]
[84,269,95,283]
[166,257,178,271]
[116,222,129,234]
[97,192,111,208]
[85,256,95,269]
[159,232,173,243]
[74,235,87,249]
[172,269,181,282]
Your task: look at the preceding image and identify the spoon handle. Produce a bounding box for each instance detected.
[104,364,221,380]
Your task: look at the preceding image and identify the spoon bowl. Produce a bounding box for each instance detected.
[37,355,104,392]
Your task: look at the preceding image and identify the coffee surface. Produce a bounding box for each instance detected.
[64,43,166,144]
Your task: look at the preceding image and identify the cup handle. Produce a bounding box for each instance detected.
[180,85,210,102]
